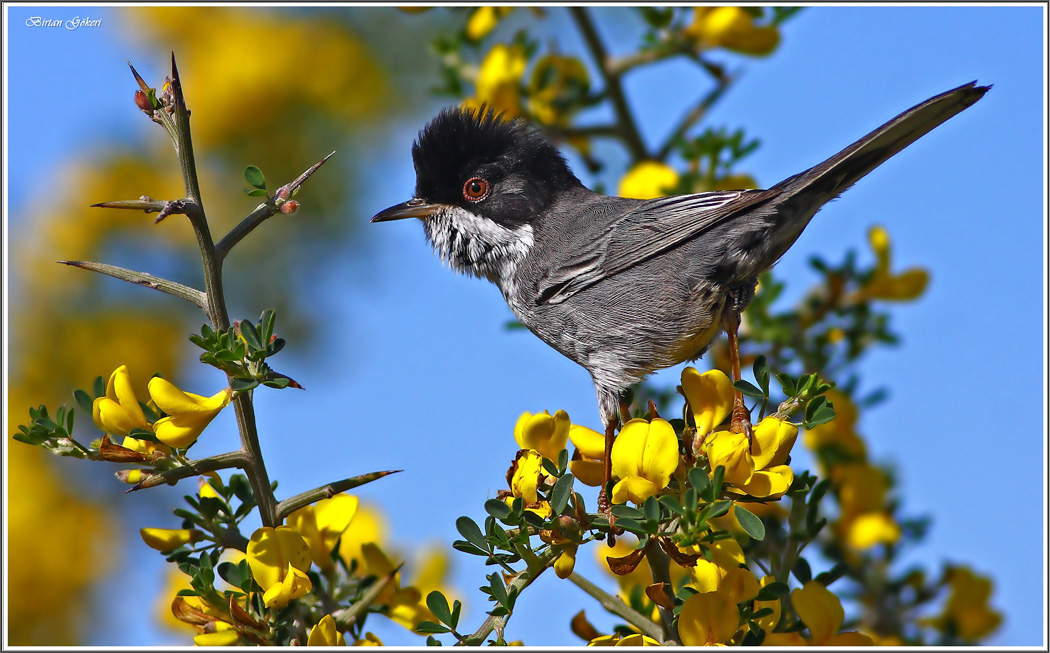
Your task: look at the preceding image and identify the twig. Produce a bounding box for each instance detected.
[214,151,335,261]
[656,77,732,161]
[275,469,402,521]
[645,543,680,644]
[569,7,648,161]
[567,571,665,642]
[333,563,403,631]
[127,450,248,491]
[59,260,208,310]
[458,547,560,646]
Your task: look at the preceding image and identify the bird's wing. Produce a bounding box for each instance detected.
[534,190,772,305]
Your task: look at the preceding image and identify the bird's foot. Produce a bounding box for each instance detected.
[598,486,623,546]
[730,402,754,450]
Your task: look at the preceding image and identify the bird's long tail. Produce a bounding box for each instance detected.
[774,81,990,211]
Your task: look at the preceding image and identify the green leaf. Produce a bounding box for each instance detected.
[793,558,812,585]
[642,496,661,523]
[733,379,765,398]
[614,517,645,534]
[243,165,266,190]
[753,355,770,395]
[230,378,259,393]
[755,581,789,602]
[775,373,796,396]
[426,635,442,646]
[707,500,732,519]
[92,375,106,398]
[426,591,452,625]
[659,495,685,516]
[710,465,725,500]
[484,498,512,521]
[550,474,574,514]
[734,504,766,540]
[415,621,450,634]
[239,320,262,350]
[455,516,486,550]
[73,389,94,414]
[246,188,267,197]
[452,540,487,557]
[687,467,710,494]
[610,505,644,520]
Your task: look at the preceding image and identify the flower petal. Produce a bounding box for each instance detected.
[307,614,346,646]
[639,418,680,489]
[568,423,606,459]
[792,581,843,644]
[678,591,740,646]
[703,430,753,486]
[610,419,649,479]
[750,417,798,470]
[739,465,793,498]
[681,367,734,435]
[149,376,230,415]
[569,458,604,487]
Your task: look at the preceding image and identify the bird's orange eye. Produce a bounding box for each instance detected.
[463,177,490,202]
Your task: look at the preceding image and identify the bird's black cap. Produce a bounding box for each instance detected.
[410,106,582,227]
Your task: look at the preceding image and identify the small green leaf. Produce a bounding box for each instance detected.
[550,474,574,515]
[793,558,812,584]
[244,165,266,190]
[426,591,452,626]
[707,500,732,519]
[484,498,512,521]
[246,188,267,197]
[755,581,789,602]
[775,373,795,396]
[455,516,486,550]
[610,505,644,520]
[753,355,771,396]
[734,504,766,540]
[415,621,450,634]
[614,517,645,534]
[733,380,765,398]
[642,496,661,523]
[230,378,259,393]
[687,467,710,494]
[659,495,685,516]
[74,389,94,413]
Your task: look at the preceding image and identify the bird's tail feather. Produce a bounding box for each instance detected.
[774,81,990,205]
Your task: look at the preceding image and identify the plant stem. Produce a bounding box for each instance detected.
[568,571,664,642]
[275,469,401,521]
[645,543,680,644]
[569,7,649,162]
[59,260,207,310]
[458,547,559,646]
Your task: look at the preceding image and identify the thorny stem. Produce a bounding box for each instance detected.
[129,450,248,490]
[275,469,401,522]
[568,571,665,642]
[569,7,649,162]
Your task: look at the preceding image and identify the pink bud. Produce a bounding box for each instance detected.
[280,200,300,215]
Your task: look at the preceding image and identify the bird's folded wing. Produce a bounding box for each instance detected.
[535,190,771,305]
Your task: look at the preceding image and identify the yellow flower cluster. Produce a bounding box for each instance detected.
[684,7,781,56]
[92,364,231,452]
[855,225,930,302]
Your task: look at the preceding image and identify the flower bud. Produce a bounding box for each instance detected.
[134,90,152,113]
[280,200,300,215]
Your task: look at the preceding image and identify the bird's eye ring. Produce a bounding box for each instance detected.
[463,177,490,202]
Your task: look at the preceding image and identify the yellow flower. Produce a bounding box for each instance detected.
[618,161,679,199]
[287,493,359,571]
[464,43,528,117]
[465,6,515,41]
[140,527,203,553]
[337,501,387,569]
[194,627,240,646]
[610,418,680,504]
[509,449,546,505]
[844,512,901,550]
[528,54,590,126]
[555,543,578,579]
[246,526,313,609]
[148,376,232,448]
[925,566,1001,641]
[567,422,606,487]
[857,225,929,301]
[703,416,796,498]
[685,7,781,56]
[307,614,346,646]
[588,633,661,646]
[792,581,873,645]
[352,632,384,646]
[681,367,734,436]
[514,410,570,463]
[92,365,152,437]
[678,591,740,646]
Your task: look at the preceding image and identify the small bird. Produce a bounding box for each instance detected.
[372,81,988,513]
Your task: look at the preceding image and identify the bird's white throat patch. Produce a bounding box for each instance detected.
[422,205,534,296]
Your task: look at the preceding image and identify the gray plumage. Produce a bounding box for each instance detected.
[372,81,989,428]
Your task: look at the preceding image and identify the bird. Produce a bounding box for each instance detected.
[371,81,989,516]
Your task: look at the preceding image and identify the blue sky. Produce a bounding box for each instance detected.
[6,5,1046,647]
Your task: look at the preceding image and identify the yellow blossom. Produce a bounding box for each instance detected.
[610,418,680,504]
[514,410,570,463]
[685,7,781,56]
[568,422,606,487]
[555,544,578,579]
[528,54,590,126]
[845,512,901,550]
[618,161,679,199]
[925,566,1002,641]
[678,591,740,646]
[588,633,661,646]
[246,526,312,609]
[140,527,203,553]
[307,614,346,646]
[148,376,231,448]
[509,449,546,504]
[288,493,360,571]
[754,575,782,633]
[466,6,515,41]
[194,627,240,646]
[857,225,929,301]
[792,581,873,645]
[681,367,734,436]
[464,43,527,117]
[353,632,384,646]
[703,415,796,498]
[92,365,151,437]
[337,502,387,569]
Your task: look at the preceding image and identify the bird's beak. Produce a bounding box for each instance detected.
[370,198,441,223]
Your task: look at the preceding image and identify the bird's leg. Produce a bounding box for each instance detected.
[724,308,754,447]
[599,415,618,545]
